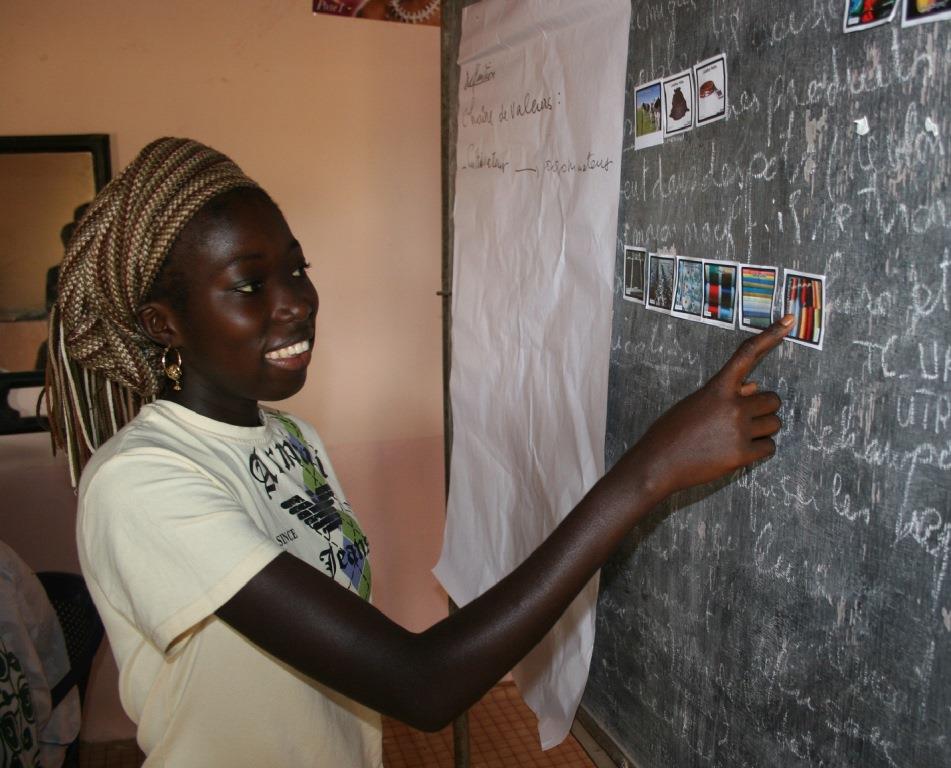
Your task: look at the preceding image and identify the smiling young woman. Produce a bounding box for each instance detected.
[138,187,318,425]
[47,137,791,767]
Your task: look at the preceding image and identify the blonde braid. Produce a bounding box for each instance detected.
[46,137,260,485]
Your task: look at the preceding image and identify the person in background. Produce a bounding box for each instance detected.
[0,540,81,767]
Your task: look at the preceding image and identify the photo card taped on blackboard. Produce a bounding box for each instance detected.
[623,246,646,304]
[782,269,826,349]
[902,0,951,26]
[671,255,704,321]
[693,55,727,125]
[701,259,738,329]
[645,252,675,313]
[662,71,694,136]
[738,264,778,333]
[633,80,664,150]
[843,0,899,32]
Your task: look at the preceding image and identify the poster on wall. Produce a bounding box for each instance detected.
[312,0,441,26]
[437,0,631,751]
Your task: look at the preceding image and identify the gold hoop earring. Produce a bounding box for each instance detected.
[161,347,183,391]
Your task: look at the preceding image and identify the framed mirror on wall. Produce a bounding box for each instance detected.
[0,134,112,434]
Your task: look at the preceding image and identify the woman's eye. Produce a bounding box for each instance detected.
[292,262,312,278]
[234,281,262,294]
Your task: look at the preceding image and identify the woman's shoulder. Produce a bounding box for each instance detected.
[86,401,181,461]
[80,403,331,494]
[80,400,270,490]
[78,402,213,491]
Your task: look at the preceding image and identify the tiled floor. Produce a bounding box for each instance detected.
[383,683,596,768]
[79,683,597,767]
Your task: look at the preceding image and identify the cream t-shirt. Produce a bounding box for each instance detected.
[77,400,382,767]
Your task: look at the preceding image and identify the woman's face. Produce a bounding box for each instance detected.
[152,188,318,425]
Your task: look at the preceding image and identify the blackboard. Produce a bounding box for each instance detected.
[442,2,951,767]
[581,3,951,768]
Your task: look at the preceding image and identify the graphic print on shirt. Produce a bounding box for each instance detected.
[0,636,40,766]
[247,413,372,600]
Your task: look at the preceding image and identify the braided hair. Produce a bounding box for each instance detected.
[46,137,260,486]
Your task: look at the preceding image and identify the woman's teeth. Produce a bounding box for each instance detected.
[265,340,310,360]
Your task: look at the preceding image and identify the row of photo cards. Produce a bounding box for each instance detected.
[844,0,951,33]
[622,246,826,350]
[633,54,727,150]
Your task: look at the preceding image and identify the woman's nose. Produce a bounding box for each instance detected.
[275,280,318,321]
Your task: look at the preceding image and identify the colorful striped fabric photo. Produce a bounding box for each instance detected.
[782,269,825,349]
[739,265,777,332]
[702,261,738,329]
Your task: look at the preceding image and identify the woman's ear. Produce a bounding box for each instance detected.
[137,302,181,349]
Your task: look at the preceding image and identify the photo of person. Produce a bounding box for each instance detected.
[42,136,791,767]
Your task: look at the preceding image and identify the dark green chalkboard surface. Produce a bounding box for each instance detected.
[444,2,950,767]
[584,3,951,767]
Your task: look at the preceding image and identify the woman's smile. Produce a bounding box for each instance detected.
[264,338,314,370]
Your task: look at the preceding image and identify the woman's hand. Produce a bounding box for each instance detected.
[626,315,793,502]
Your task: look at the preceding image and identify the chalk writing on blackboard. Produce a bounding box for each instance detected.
[580,2,951,766]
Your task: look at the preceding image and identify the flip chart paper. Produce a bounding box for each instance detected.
[435,0,631,748]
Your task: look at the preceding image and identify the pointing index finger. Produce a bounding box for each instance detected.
[712,315,794,390]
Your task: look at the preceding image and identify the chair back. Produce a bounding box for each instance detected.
[36,571,104,709]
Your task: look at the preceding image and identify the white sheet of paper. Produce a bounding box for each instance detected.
[434,0,630,750]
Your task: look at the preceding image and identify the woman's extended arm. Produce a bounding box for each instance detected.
[217,317,792,731]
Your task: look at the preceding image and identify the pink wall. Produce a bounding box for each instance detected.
[0,0,445,741]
